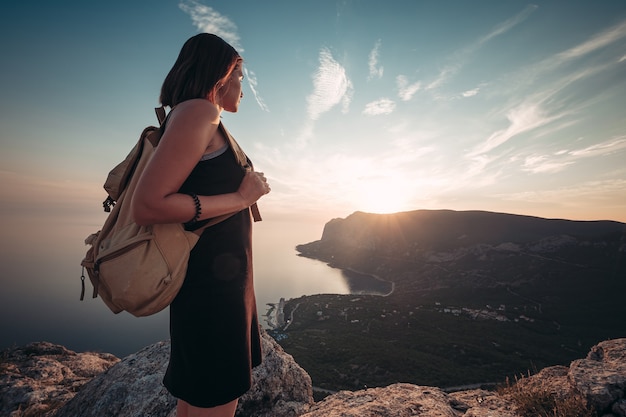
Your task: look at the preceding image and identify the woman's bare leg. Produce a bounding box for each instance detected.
[176,398,238,417]
[176,399,188,417]
[176,400,187,417]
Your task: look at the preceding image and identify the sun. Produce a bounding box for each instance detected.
[324,158,420,215]
[352,177,413,214]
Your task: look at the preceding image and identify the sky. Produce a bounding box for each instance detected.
[0,0,625,354]
[1,0,626,230]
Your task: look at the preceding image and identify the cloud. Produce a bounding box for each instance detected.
[426,4,537,91]
[178,0,243,51]
[555,19,626,62]
[478,4,538,44]
[306,47,353,120]
[426,66,457,91]
[368,39,384,80]
[471,17,626,159]
[363,98,396,116]
[497,179,626,208]
[568,136,626,158]
[510,18,626,90]
[396,75,421,101]
[463,154,500,184]
[470,100,566,156]
[522,155,574,174]
[179,1,271,111]
[519,135,626,174]
[462,88,480,97]
[244,68,269,112]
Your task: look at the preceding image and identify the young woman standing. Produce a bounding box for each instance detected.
[132,33,270,417]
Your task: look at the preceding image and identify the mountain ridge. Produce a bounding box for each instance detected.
[296,209,625,291]
[280,209,626,392]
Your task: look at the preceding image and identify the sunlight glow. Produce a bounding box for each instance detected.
[350,175,413,214]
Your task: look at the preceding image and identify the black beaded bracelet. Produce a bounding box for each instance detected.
[184,193,201,227]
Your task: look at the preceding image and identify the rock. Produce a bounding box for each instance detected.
[300,384,459,416]
[52,340,175,417]
[301,384,520,417]
[51,328,313,417]
[510,339,626,415]
[0,342,119,417]
[508,365,571,400]
[236,330,313,417]
[569,338,626,414]
[3,337,626,417]
[448,389,518,417]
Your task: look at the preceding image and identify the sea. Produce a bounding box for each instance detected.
[0,218,391,358]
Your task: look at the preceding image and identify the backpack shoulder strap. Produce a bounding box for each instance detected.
[102,108,169,212]
[148,107,261,227]
[155,106,167,125]
[219,122,262,222]
[219,122,249,168]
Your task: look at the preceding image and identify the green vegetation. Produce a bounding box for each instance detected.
[273,285,624,393]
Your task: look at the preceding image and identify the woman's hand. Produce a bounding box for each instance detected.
[237,171,270,207]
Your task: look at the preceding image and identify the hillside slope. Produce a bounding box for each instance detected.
[283,210,626,392]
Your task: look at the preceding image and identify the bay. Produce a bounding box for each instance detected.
[0,218,391,358]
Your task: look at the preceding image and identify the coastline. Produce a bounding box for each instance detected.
[334,265,395,297]
[264,264,394,331]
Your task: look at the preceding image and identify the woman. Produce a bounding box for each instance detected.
[132,33,270,417]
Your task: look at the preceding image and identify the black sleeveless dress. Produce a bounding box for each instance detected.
[163,142,262,408]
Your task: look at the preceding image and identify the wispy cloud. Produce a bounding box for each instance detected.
[288,48,354,146]
[426,66,457,92]
[396,75,421,101]
[522,155,574,174]
[363,98,395,116]
[367,39,384,80]
[244,68,269,112]
[521,135,626,174]
[555,19,626,61]
[306,47,353,120]
[479,4,538,44]
[496,178,626,214]
[568,136,626,158]
[502,19,626,94]
[179,0,243,51]
[470,18,626,158]
[426,4,538,91]
[463,154,500,186]
[471,99,567,156]
[179,1,270,111]
[462,88,480,97]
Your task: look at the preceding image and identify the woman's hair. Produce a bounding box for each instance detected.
[160,33,241,107]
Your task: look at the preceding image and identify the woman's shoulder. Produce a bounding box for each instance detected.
[171,99,220,125]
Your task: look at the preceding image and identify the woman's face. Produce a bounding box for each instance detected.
[219,61,244,112]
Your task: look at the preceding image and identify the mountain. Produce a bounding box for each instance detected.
[298,209,625,291]
[280,210,626,392]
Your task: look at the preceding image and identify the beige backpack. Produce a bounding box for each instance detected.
[80,106,260,317]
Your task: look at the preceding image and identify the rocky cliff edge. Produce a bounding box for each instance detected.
[1,333,625,417]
